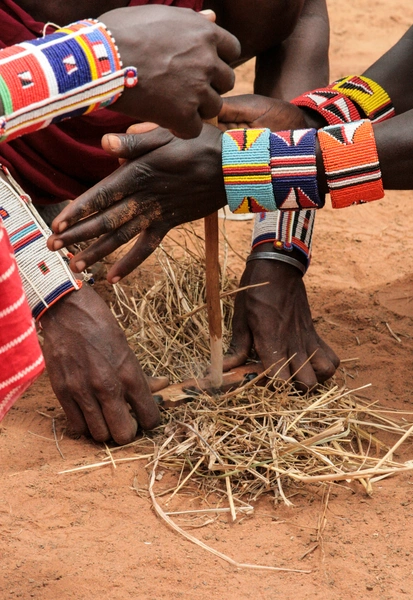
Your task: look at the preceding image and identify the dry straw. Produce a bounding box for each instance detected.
[61,226,413,570]
[104,226,413,504]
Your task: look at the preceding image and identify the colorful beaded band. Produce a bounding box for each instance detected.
[291,88,362,125]
[318,119,384,209]
[270,128,323,210]
[0,19,138,142]
[329,75,395,123]
[0,165,81,320]
[222,128,276,213]
[252,210,315,271]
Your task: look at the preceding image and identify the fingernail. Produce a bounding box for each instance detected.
[106,134,121,151]
[74,260,86,272]
[58,221,67,233]
[110,276,121,284]
[53,239,64,250]
[200,9,215,16]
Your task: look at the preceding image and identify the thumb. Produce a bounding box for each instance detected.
[200,9,216,22]
[102,127,173,160]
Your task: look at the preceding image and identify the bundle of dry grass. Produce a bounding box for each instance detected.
[102,227,413,508]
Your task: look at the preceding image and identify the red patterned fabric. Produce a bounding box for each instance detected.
[0,0,204,205]
[0,220,44,421]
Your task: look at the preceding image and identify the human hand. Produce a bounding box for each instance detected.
[223,258,340,391]
[48,124,226,282]
[100,6,240,139]
[218,94,309,132]
[40,284,161,444]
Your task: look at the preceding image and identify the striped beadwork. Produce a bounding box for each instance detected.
[318,119,384,209]
[0,19,136,142]
[291,88,362,125]
[252,210,315,271]
[330,75,395,123]
[270,128,323,210]
[222,128,276,213]
[0,166,81,320]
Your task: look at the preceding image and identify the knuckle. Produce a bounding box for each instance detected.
[93,186,112,211]
[101,212,119,233]
[114,226,134,246]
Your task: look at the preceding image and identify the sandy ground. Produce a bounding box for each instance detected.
[2,1,413,598]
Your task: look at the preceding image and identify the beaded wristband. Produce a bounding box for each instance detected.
[222,128,276,213]
[291,88,362,125]
[270,128,323,210]
[0,165,81,320]
[252,210,315,271]
[329,75,395,123]
[0,19,138,142]
[318,119,384,209]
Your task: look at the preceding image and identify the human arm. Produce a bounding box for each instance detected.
[254,0,330,100]
[0,7,240,140]
[0,168,161,444]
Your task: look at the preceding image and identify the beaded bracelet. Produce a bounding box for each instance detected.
[222,128,276,213]
[252,210,315,271]
[329,75,395,123]
[291,88,362,125]
[0,19,138,142]
[317,119,384,209]
[0,165,81,320]
[270,128,323,210]
[222,128,323,213]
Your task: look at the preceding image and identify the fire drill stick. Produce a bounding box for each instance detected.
[204,117,223,388]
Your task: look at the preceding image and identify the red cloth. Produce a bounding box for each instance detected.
[0,0,204,205]
[0,220,44,420]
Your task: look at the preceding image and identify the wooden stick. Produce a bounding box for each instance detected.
[204,117,223,388]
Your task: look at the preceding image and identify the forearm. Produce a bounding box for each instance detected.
[254,0,330,100]
[362,25,413,115]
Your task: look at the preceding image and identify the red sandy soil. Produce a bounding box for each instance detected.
[2,2,413,598]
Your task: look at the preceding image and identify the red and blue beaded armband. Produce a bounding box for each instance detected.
[0,19,138,142]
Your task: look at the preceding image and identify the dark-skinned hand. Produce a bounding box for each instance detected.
[41,284,164,444]
[48,123,226,282]
[218,93,309,132]
[223,255,340,391]
[99,6,240,138]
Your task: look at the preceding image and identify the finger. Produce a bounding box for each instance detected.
[215,28,241,65]
[168,109,204,140]
[309,347,336,383]
[198,89,224,121]
[107,227,166,283]
[210,61,236,96]
[317,336,341,369]
[73,393,112,442]
[67,214,151,273]
[49,198,149,249]
[223,291,253,371]
[50,131,173,235]
[98,391,139,445]
[102,127,173,159]
[53,389,90,437]
[126,122,159,135]
[200,9,216,22]
[288,353,318,393]
[124,373,161,431]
